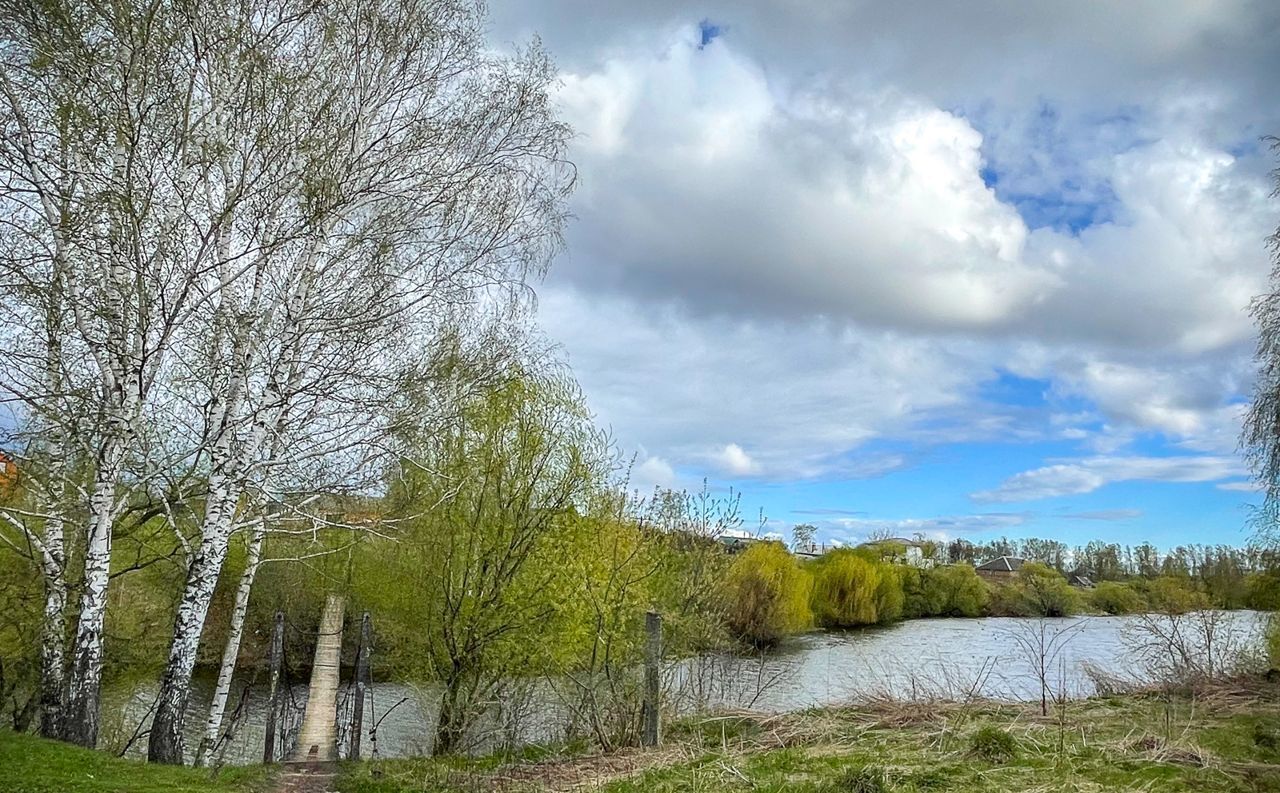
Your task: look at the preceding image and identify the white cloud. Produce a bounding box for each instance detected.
[1217,480,1262,493]
[972,455,1244,503]
[1060,509,1144,521]
[538,286,987,480]
[819,512,1034,544]
[493,10,1278,516]
[714,443,758,476]
[630,454,677,492]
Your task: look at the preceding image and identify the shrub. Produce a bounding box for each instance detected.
[811,550,904,627]
[902,564,987,618]
[827,763,891,793]
[930,564,988,617]
[1089,581,1147,615]
[969,725,1019,763]
[724,541,813,647]
[1142,576,1210,615]
[1247,572,1280,611]
[988,563,1080,617]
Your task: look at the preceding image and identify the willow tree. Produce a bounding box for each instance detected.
[1244,138,1280,547]
[362,371,609,755]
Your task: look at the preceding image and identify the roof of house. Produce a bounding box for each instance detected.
[975,555,1025,572]
[858,537,928,549]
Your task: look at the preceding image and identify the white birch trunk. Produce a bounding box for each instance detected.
[62,432,127,748]
[194,522,265,766]
[147,470,241,763]
[37,529,67,738]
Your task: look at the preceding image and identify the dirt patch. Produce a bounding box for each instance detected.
[274,760,339,793]
[484,746,689,791]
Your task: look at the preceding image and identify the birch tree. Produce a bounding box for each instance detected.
[144,0,573,763]
[0,1,185,745]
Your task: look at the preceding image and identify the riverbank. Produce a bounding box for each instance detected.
[336,677,1280,792]
[3,678,1278,792]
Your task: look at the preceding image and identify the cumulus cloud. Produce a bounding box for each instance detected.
[714,443,758,476]
[483,5,1277,528]
[972,455,1244,503]
[538,286,987,480]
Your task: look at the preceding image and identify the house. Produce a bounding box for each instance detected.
[0,452,17,493]
[857,537,935,567]
[1067,573,1095,588]
[974,555,1025,583]
[717,529,759,553]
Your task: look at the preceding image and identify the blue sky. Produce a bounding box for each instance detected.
[490,2,1279,550]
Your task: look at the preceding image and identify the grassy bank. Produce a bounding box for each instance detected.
[0,730,274,793]
[337,679,1280,792]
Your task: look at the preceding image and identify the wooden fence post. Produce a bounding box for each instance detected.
[642,611,662,747]
[263,611,284,763]
[349,612,371,760]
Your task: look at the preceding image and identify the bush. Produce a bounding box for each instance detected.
[969,725,1019,763]
[903,564,987,618]
[1247,572,1280,611]
[811,550,904,628]
[724,541,813,647]
[987,563,1080,617]
[1142,576,1210,615]
[1089,581,1147,615]
[931,564,988,617]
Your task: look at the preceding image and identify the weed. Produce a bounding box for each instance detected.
[968,725,1018,764]
[825,763,891,793]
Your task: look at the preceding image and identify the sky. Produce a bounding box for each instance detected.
[488,1,1280,549]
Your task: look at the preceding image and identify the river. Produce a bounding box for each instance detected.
[114,611,1270,765]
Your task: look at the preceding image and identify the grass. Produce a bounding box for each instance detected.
[336,679,1280,792]
[0,730,275,793]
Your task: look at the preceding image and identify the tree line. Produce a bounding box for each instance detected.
[720,539,1280,647]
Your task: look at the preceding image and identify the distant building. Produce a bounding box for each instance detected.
[1067,573,1095,588]
[974,555,1025,583]
[793,541,839,560]
[857,537,935,567]
[0,452,17,493]
[717,529,759,553]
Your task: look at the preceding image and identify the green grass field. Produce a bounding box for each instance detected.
[337,681,1280,792]
[3,681,1278,793]
[0,730,274,793]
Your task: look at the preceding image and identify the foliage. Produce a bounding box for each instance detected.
[810,550,907,628]
[1141,576,1211,615]
[355,373,610,753]
[968,725,1019,763]
[723,542,813,647]
[988,563,1080,617]
[901,564,988,618]
[1247,571,1280,610]
[1088,581,1147,615]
